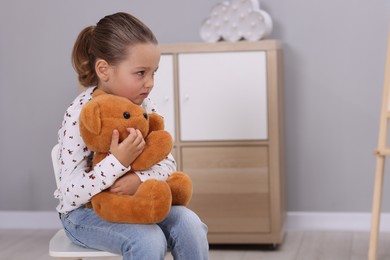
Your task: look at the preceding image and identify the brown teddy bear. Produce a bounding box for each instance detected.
[79,89,192,224]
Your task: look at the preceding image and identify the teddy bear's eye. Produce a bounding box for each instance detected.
[143,113,148,120]
[123,112,130,119]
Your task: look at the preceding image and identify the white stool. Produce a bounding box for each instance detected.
[49,229,120,259]
[49,145,120,259]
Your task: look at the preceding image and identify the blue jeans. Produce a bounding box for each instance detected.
[60,206,209,260]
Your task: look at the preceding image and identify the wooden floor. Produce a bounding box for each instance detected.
[1,229,390,259]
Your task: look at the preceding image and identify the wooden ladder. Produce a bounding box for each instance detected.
[369,28,390,260]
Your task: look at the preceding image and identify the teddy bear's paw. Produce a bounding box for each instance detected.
[90,191,125,222]
[133,179,172,223]
[90,181,172,224]
[148,113,165,132]
[167,172,193,206]
[132,130,173,171]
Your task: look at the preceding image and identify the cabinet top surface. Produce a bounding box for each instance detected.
[159,40,282,53]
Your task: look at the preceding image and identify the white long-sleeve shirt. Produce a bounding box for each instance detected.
[54,87,176,213]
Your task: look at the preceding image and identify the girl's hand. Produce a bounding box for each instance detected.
[109,171,142,195]
[110,128,145,167]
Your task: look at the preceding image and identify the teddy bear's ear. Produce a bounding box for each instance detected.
[79,101,101,135]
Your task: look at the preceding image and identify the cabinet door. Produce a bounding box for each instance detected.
[178,51,267,141]
[149,55,175,139]
[182,146,270,233]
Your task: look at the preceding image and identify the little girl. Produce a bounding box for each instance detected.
[54,12,209,259]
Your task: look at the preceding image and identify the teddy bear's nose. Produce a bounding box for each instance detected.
[143,113,148,120]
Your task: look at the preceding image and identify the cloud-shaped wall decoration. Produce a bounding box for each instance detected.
[200,0,273,42]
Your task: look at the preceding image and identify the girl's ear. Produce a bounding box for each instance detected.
[95,59,110,82]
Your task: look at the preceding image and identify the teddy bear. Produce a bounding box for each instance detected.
[79,89,192,224]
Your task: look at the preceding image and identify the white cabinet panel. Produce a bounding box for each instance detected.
[149,54,175,140]
[178,51,268,141]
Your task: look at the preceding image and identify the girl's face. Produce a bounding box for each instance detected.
[99,43,160,105]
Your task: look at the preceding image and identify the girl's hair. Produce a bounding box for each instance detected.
[72,12,158,87]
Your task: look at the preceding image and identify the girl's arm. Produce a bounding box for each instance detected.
[57,107,131,209]
[134,154,176,182]
[107,154,176,195]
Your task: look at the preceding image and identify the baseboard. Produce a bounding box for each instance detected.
[286,212,390,232]
[1,211,390,231]
[0,211,62,229]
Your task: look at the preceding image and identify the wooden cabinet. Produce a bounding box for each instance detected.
[151,41,285,245]
[182,146,270,234]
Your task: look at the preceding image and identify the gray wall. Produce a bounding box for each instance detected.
[1,0,390,212]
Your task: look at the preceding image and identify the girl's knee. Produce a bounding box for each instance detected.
[180,207,207,226]
[172,206,208,240]
[122,226,167,259]
[165,207,209,259]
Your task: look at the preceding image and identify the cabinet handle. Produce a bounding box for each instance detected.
[185,94,190,101]
[164,96,170,102]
